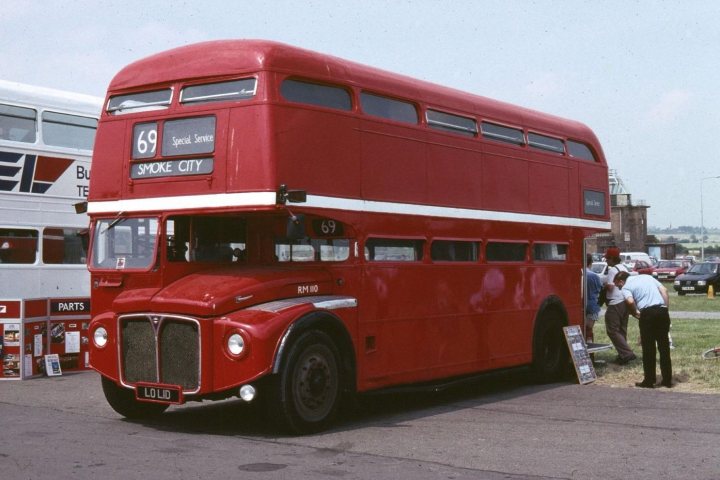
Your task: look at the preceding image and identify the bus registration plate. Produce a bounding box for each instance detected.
[135,383,183,404]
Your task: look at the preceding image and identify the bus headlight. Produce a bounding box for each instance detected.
[93,327,108,348]
[698,281,707,286]
[226,332,246,357]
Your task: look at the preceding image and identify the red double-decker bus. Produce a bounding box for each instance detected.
[86,40,609,433]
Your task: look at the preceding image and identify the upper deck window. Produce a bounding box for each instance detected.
[180,78,257,105]
[360,92,418,124]
[42,111,98,150]
[567,140,597,161]
[107,89,172,115]
[481,122,525,146]
[528,132,565,154]
[426,109,477,137]
[0,104,37,143]
[280,79,351,111]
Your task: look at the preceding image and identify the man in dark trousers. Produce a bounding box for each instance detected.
[613,270,673,388]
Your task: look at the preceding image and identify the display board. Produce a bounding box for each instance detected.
[563,325,596,384]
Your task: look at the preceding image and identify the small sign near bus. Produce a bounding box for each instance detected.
[131,158,214,179]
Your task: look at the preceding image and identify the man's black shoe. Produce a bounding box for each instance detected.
[660,382,673,388]
[635,381,655,389]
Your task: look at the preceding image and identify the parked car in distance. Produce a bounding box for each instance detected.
[652,259,691,281]
[673,262,720,295]
[633,259,655,275]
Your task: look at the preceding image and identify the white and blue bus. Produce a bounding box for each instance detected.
[0,80,102,298]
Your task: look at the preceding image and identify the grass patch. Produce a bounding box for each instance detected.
[591,313,720,393]
[668,290,720,312]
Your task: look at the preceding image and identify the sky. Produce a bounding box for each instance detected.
[2,0,720,229]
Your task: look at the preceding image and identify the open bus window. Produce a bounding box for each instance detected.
[365,238,424,262]
[166,216,246,263]
[91,217,158,270]
[533,243,568,262]
[43,227,88,264]
[106,89,172,115]
[42,111,98,150]
[0,228,38,264]
[181,78,257,105]
[0,104,37,143]
[275,238,350,262]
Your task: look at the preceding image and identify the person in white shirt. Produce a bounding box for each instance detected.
[614,270,673,388]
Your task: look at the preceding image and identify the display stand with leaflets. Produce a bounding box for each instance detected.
[48,298,91,372]
[0,297,90,380]
[0,298,49,380]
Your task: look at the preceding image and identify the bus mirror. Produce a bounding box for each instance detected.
[277,184,306,204]
[74,201,88,214]
[287,214,306,240]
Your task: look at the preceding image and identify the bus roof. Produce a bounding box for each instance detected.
[0,79,102,116]
[108,40,599,145]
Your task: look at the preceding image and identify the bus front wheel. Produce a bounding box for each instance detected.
[101,376,168,418]
[268,330,342,434]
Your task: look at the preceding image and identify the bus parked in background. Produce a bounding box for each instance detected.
[0,80,102,298]
[86,40,610,433]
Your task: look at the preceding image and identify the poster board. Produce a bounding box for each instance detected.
[563,325,596,384]
[44,354,62,376]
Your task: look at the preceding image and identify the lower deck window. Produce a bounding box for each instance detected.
[276,238,350,262]
[365,238,424,262]
[431,240,479,262]
[486,242,528,262]
[43,228,88,264]
[533,243,568,262]
[0,228,38,264]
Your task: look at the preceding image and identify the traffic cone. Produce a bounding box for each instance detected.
[709,284,716,299]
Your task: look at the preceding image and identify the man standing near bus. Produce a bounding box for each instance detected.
[604,247,637,364]
[613,271,673,388]
[585,253,602,343]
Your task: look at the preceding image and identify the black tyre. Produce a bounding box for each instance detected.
[268,330,342,434]
[531,315,568,383]
[101,376,168,418]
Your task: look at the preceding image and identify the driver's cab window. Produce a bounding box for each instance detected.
[166,215,246,263]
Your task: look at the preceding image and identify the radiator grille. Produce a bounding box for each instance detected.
[120,315,200,391]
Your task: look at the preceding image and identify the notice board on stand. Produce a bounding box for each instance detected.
[563,325,596,384]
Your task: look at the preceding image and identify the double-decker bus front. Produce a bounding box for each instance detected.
[86,66,358,433]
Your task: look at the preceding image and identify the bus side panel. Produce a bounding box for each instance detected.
[481,143,529,214]
[360,120,427,204]
[274,106,361,199]
[226,106,275,192]
[528,154,570,217]
[426,136,483,209]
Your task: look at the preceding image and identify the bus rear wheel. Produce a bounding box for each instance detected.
[101,376,169,418]
[269,330,342,434]
[531,316,568,383]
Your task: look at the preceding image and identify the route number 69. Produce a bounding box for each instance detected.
[133,122,158,159]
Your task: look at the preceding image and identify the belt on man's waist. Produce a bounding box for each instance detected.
[640,304,667,313]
